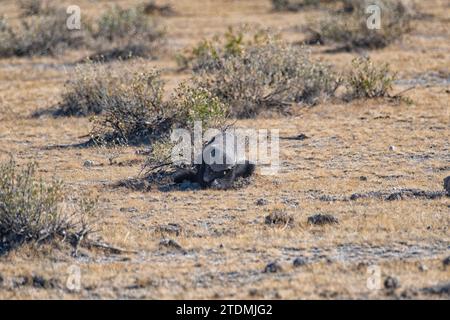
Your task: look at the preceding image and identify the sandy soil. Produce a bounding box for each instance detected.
[0,0,448,299]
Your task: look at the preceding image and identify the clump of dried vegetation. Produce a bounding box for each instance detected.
[18,0,56,17]
[0,2,164,59]
[0,11,87,57]
[309,0,414,50]
[344,57,396,100]
[57,63,120,117]
[91,5,164,60]
[0,159,96,255]
[87,67,170,145]
[186,30,341,117]
[57,61,228,146]
[272,0,325,11]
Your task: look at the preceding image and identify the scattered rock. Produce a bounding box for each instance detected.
[249,288,260,297]
[282,133,309,141]
[422,282,450,297]
[359,176,368,181]
[256,198,269,206]
[389,145,396,151]
[444,176,450,194]
[13,276,30,287]
[384,276,400,290]
[155,223,182,237]
[443,256,450,268]
[179,181,201,191]
[265,210,294,226]
[32,275,58,289]
[159,239,186,254]
[418,263,428,272]
[120,207,138,213]
[307,214,339,226]
[293,257,307,267]
[400,288,418,299]
[83,160,95,167]
[264,262,283,273]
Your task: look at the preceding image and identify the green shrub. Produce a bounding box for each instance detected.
[198,41,341,118]
[312,0,413,50]
[345,57,396,99]
[171,83,228,131]
[0,159,95,254]
[177,27,272,72]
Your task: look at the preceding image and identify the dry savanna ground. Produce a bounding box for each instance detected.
[0,0,449,299]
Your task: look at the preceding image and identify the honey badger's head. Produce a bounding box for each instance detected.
[201,132,237,183]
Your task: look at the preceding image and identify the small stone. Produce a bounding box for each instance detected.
[83,160,95,167]
[264,262,283,273]
[307,214,339,225]
[443,176,450,194]
[293,257,307,267]
[156,223,182,236]
[418,264,428,272]
[265,210,294,226]
[443,256,450,268]
[256,198,269,206]
[159,239,186,254]
[384,276,399,290]
[389,145,396,151]
[359,176,368,181]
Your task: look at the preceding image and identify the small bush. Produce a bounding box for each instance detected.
[198,41,341,118]
[57,63,118,116]
[93,5,163,47]
[272,0,323,11]
[18,0,56,17]
[0,11,87,57]
[89,69,169,145]
[0,159,95,254]
[177,27,272,72]
[312,0,413,50]
[171,83,228,131]
[345,57,396,99]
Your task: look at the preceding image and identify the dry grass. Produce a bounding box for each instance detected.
[0,0,448,299]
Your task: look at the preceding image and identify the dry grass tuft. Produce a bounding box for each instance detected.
[0,159,96,255]
[310,0,413,50]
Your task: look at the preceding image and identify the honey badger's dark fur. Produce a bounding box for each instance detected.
[173,161,255,190]
[173,133,255,190]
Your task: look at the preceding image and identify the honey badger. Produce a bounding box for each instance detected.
[173,132,255,190]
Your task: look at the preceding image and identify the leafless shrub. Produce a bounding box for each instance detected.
[0,159,96,255]
[310,0,413,50]
[198,40,341,118]
[0,11,87,57]
[56,63,119,117]
[92,5,164,51]
[18,0,56,17]
[88,68,170,145]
